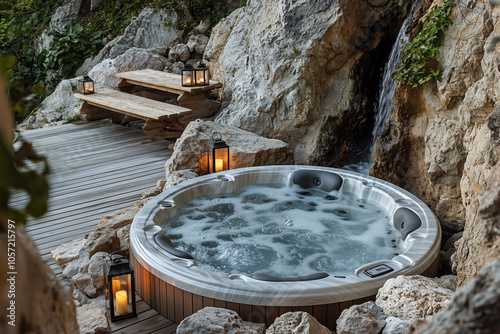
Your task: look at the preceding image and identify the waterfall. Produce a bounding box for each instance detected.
[370,4,415,159]
[343,4,415,175]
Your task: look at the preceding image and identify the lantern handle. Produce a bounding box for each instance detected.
[110,250,126,263]
[212,132,222,141]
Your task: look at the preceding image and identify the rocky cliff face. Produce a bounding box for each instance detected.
[371,0,500,286]
[205,0,410,165]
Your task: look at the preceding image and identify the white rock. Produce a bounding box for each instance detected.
[176,307,265,334]
[432,275,457,292]
[76,303,109,334]
[164,119,293,178]
[117,225,131,254]
[84,227,120,258]
[21,78,82,129]
[376,275,453,322]
[206,0,402,164]
[51,237,87,268]
[97,203,143,230]
[62,249,90,279]
[267,311,330,334]
[169,44,191,62]
[106,7,182,60]
[163,169,198,191]
[88,47,168,89]
[336,301,386,334]
[88,251,110,290]
[187,34,209,54]
[72,272,99,298]
[382,317,409,334]
[195,19,211,35]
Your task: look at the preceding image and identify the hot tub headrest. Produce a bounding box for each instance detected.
[291,170,343,192]
[393,208,422,240]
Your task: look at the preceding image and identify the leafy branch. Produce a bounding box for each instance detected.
[393,0,456,87]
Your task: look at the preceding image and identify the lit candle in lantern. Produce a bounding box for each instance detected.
[186,78,191,85]
[215,159,223,172]
[84,82,94,93]
[115,290,128,315]
[112,277,120,296]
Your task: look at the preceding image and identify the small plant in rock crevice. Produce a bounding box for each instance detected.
[393,0,456,87]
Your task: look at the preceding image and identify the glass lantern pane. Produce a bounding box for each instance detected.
[84,81,94,93]
[196,69,206,85]
[78,81,84,94]
[112,274,132,316]
[214,148,229,173]
[182,71,193,86]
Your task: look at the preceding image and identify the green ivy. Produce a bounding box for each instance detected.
[393,0,456,87]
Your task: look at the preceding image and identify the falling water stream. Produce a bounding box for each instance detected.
[343,4,415,174]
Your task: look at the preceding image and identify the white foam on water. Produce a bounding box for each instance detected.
[161,184,403,277]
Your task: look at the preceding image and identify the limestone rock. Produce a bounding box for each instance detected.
[440,232,462,270]
[72,272,99,298]
[35,0,91,54]
[432,275,457,292]
[376,275,453,321]
[62,249,90,279]
[51,237,87,268]
[106,7,182,60]
[176,307,265,334]
[267,311,330,334]
[0,225,79,334]
[417,260,500,334]
[21,78,82,129]
[370,0,500,286]
[117,225,131,255]
[97,201,144,231]
[336,302,386,334]
[164,119,293,178]
[88,47,168,89]
[382,317,410,334]
[194,19,211,35]
[88,252,109,290]
[76,303,109,334]
[206,0,406,165]
[84,227,120,258]
[163,169,198,191]
[165,61,185,75]
[169,44,191,62]
[187,34,209,54]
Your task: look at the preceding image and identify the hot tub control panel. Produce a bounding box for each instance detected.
[363,264,394,278]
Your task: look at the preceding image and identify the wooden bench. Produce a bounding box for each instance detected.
[115,69,222,120]
[75,88,192,139]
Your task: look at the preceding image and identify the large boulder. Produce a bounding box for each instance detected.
[370,0,500,286]
[176,307,265,334]
[415,260,500,334]
[376,275,453,322]
[336,302,386,334]
[51,237,87,268]
[21,78,82,129]
[88,47,168,89]
[88,252,109,290]
[164,119,294,178]
[267,312,330,334]
[206,0,408,165]
[77,7,183,75]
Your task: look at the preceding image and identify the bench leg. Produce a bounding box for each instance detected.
[177,92,221,124]
[142,119,183,141]
[80,102,114,121]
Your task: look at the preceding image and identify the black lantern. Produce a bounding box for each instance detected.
[194,61,209,86]
[181,63,194,87]
[78,75,94,94]
[208,132,230,173]
[104,251,137,322]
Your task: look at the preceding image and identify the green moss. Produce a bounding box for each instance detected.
[393,0,456,87]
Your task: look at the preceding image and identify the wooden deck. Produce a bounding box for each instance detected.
[11,120,177,333]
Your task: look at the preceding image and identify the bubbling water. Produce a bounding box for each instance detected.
[162,184,403,277]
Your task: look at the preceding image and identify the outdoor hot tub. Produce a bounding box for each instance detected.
[130,166,441,330]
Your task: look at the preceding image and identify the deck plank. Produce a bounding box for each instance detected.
[17,121,175,333]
